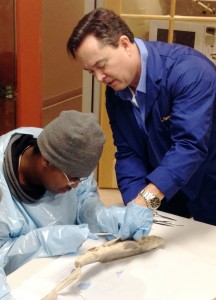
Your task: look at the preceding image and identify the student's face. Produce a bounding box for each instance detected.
[76,34,139,91]
[42,163,79,194]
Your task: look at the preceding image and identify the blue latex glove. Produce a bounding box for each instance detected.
[87,232,99,240]
[78,204,126,241]
[118,201,153,240]
[97,206,126,240]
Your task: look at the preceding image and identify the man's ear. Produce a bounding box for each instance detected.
[41,156,49,168]
[119,35,131,50]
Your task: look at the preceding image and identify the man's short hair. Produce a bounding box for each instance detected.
[67,7,134,58]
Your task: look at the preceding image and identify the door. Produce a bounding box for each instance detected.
[0,0,16,135]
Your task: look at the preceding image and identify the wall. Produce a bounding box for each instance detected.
[121,0,216,40]
[42,0,84,126]
[121,0,164,40]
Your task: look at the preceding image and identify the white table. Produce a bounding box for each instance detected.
[7,212,216,300]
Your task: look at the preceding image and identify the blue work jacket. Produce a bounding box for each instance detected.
[106,41,216,224]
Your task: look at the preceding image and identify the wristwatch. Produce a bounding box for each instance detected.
[139,189,161,210]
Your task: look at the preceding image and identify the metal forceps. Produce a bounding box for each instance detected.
[153,210,183,227]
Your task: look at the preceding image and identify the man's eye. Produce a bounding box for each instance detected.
[98,64,105,69]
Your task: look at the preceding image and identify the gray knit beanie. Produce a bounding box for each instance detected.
[37,110,106,177]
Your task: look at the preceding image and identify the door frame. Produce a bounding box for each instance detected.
[16,0,42,127]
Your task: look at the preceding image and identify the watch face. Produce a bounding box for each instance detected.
[149,198,161,209]
[139,190,161,209]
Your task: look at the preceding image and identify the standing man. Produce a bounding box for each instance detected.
[67,8,216,227]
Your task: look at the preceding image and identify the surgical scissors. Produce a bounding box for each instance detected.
[153,210,183,227]
[153,220,183,226]
[153,210,177,221]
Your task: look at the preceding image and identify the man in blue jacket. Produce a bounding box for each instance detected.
[67,8,216,233]
[0,110,130,299]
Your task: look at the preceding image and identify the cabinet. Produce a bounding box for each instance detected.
[98,0,216,188]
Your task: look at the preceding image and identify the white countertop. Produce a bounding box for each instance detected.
[7,212,216,300]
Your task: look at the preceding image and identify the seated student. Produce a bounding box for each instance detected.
[0,110,136,299]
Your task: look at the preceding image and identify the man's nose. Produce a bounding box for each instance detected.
[72,182,79,188]
[94,70,105,82]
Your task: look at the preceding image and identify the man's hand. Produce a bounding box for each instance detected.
[117,201,153,240]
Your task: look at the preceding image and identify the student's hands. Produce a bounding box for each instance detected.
[90,206,126,240]
[118,201,153,240]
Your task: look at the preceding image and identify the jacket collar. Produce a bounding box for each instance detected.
[143,41,163,119]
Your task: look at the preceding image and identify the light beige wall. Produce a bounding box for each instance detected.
[121,0,164,14]
[121,0,215,16]
[42,0,84,126]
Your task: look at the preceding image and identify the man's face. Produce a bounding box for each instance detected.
[76,35,140,91]
[42,164,79,194]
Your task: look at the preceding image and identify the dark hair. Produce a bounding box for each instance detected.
[67,7,134,58]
